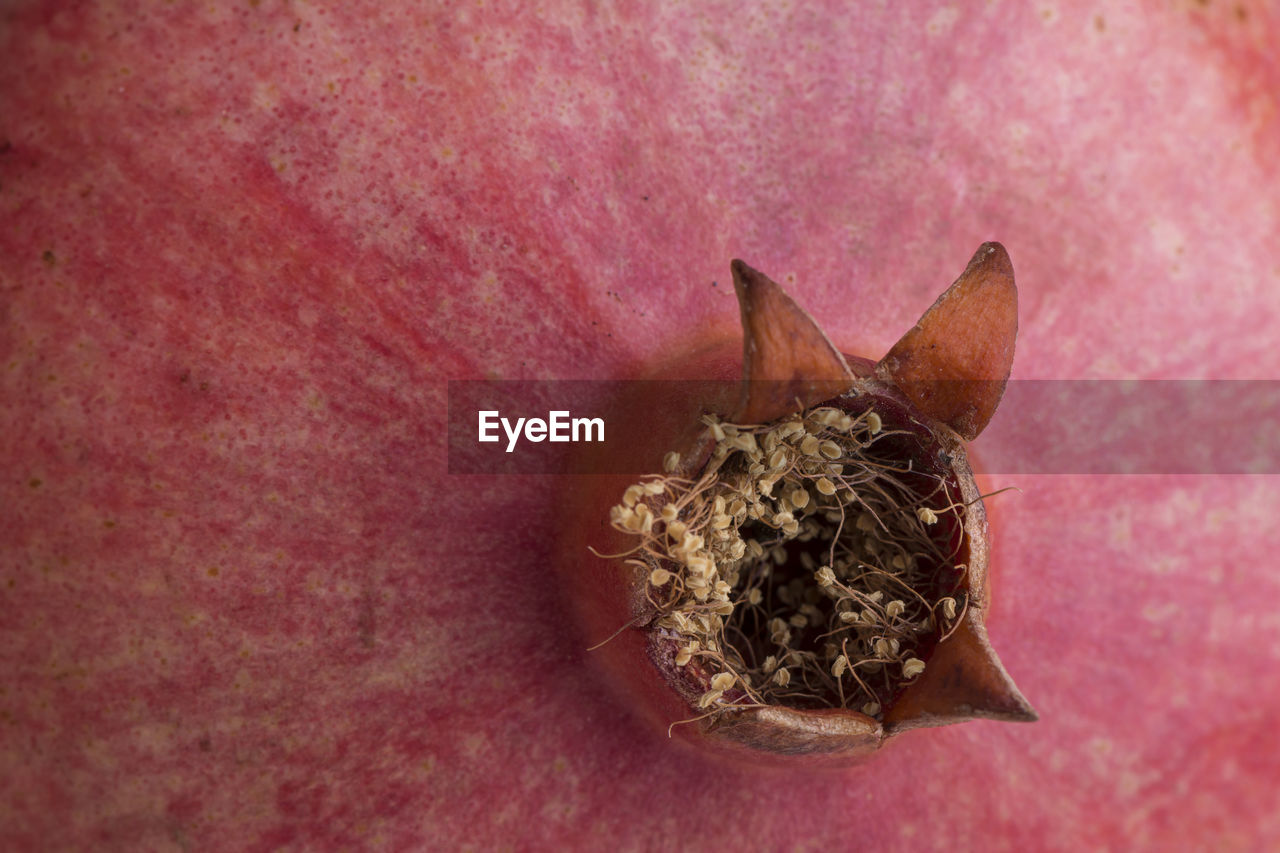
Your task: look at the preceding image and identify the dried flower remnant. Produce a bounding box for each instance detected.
[608,404,964,717]
[588,243,1035,764]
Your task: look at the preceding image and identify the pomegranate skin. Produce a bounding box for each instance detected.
[2,2,1278,849]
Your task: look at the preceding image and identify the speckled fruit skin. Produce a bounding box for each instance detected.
[2,2,1279,851]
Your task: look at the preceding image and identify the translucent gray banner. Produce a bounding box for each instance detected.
[447,380,1280,475]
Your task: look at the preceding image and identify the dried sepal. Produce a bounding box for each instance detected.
[877,242,1017,440]
[731,259,855,424]
[884,609,1037,732]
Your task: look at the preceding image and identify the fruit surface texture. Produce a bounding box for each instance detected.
[2,2,1279,850]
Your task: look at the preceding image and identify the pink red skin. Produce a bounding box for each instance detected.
[2,2,1280,850]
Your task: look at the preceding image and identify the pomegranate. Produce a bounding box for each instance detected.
[2,1,1277,849]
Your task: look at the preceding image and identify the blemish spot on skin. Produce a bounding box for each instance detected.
[1146,555,1185,575]
[102,520,116,529]
[1007,121,1031,157]
[925,7,959,37]
[1142,602,1180,623]
[1094,14,1106,32]
[1040,6,1059,24]
[477,270,499,304]
[41,249,56,266]
[1148,218,1187,264]
[462,733,486,757]
[1106,502,1133,544]
[251,82,280,112]
[207,566,220,577]
[357,590,377,648]
[29,478,42,488]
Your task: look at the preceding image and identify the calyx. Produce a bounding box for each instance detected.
[597,244,1034,764]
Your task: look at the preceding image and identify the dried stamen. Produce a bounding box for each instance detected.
[607,401,968,719]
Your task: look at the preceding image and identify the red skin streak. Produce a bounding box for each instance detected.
[1181,1,1280,175]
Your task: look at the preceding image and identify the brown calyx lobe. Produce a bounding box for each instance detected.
[877,242,1018,441]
